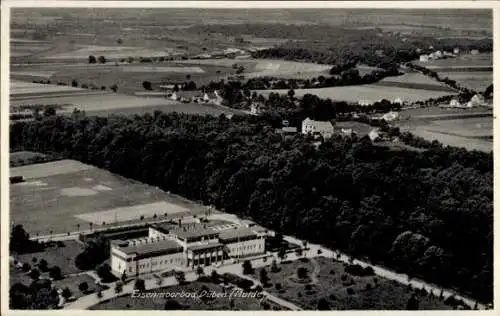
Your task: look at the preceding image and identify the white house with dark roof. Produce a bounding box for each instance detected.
[302,118,335,139]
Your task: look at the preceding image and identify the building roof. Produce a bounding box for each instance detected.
[170,223,219,240]
[302,118,334,130]
[187,242,224,252]
[219,227,258,242]
[120,239,183,256]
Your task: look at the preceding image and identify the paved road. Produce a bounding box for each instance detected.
[208,213,486,310]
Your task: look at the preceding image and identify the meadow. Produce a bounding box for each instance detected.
[438,71,492,92]
[10,160,207,235]
[257,85,456,104]
[414,53,492,70]
[373,72,457,92]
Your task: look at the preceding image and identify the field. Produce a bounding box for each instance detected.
[11,93,238,116]
[10,160,208,235]
[373,72,456,92]
[10,38,53,57]
[176,58,332,79]
[75,201,191,225]
[10,80,87,96]
[258,257,449,310]
[335,121,373,136]
[257,85,456,104]
[414,53,492,70]
[120,66,205,73]
[10,151,58,167]
[42,45,175,60]
[438,71,492,92]
[90,281,279,310]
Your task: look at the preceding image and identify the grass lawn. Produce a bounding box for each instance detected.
[13,240,86,275]
[54,274,98,299]
[10,163,206,235]
[90,281,284,310]
[258,256,450,310]
[9,151,62,167]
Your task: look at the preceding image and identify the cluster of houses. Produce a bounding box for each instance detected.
[192,46,267,60]
[419,47,479,63]
[440,94,488,109]
[159,85,223,105]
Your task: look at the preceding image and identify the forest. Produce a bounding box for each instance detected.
[10,111,493,304]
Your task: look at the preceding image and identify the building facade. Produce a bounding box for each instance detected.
[110,222,268,275]
[301,118,335,139]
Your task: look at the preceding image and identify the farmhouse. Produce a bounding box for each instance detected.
[302,118,335,139]
[382,111,400,122]
[110,222,268,275]
[454,47,460,54]
[470,49,480,55]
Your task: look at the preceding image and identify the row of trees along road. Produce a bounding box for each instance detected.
[9,112,493,303]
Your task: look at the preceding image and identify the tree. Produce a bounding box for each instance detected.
[38,259,49,272]
[259,268,269,285]
[96,288,103,299]
[110,84,118,92]
[211,270,219,283]
[288,88,295,101]
[43,106,56,117]
[186,74,191,80]
[10,224,34,253]
[71,80,78,87]
[78,281,89,294]
[164,299,182,310]
[98,56,106,64]
[88,55,97,64]
[242,260,253,275]
[32,257,38,263]
[297,267,309,279]
[115,281,123,294]
[175,271,186,285]
[229,298,235,310]
[271,259,279,272]
[49,266,62,280]
[317,298,331,310]
[117,38,123,45]
[121,271,127,283]
[29,268,40,280]
[278,247,287,262]
[142,81,153,91]
[22,263,31,272]
[196,266,205,277]
[134,278,146,291]
[62,287,72,299]
[173,84,180,92]
[407,294,419,310]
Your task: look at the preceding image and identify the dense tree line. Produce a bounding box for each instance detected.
[10,112,492,303]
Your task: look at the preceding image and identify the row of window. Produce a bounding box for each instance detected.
[230,243,262,253]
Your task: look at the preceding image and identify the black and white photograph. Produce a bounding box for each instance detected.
[3,1,496,312]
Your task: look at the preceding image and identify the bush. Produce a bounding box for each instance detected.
[365,283,373,291]
[79,281,89,293]
[347,287,355,295]
[38,259,49,272]
[22,263,31,272]
[49,266,62,280]
[142,81,153,91]
[275,283,282,291]
[305,284,312,291]
[134,279,146,291]
[62,287,72,299]
[71,80,78,87]
[297,267,309,279]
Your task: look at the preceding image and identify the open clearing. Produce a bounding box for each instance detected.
[42,45,173,60]
[120,66,205,73]
[438,71,492,92]
[399,116,492,152]
[373,72,457,92]
[75,201,191,225]
[10,80,86,96]
[10,160,207,235]
[10,93,235,116]
[176,58,332,78]
[414,53,492,70]
[10,160,94,180]
[259,257,449,310]
[257,85,456,104]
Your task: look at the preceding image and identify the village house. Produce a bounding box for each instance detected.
[453,47,460,54]
[369,129,381,142]
[419,55,430,62]
[301,117,335,139]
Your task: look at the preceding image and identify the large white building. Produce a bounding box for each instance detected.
[301,118,335,139]
[110,222,268,275]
